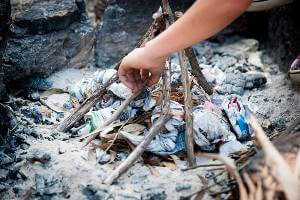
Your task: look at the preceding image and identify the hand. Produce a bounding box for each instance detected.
[118,46,167,92]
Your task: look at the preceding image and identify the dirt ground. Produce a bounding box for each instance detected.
[1,34,299,200]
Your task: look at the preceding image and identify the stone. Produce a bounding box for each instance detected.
[95,0,194,68]
[215,38,259,58]
[2,0,95,83]
[0,0,11,102]
[142,190,167,200]
[175,183,192,192]
[244,72,267,89]
[81,185,110,200]
[0,104,12,144]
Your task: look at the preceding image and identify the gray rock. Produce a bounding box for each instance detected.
[95,0,194,68]
[244,73,267,89]
[2,0,95,82]
[175,183,191,192]
[0,152,13,166]
[0,104,12,144]
[0,0,10,102]
[81,185,110,200]
[142,190,167,200]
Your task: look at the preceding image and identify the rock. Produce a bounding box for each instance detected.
[0,0,11,102]
[2,0,95,83]
[0,152,13,166]
[0,104,13,144]
[95,0,194,68]
[142,190,167,200]
[215,38,259,58]
[175,183,191,192]
[20,107,43,124]
[81,185,110,200]
[244,72,267,90]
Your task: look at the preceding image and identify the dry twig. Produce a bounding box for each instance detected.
[178,50,196,167]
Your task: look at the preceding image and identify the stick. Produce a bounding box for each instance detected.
[245,107,300,200]
[174,11,213,95]
[181,163,224,171]
[178,51,196,167]
[82,89,143,147]
[57,15,165,133]
[104,112,171,185]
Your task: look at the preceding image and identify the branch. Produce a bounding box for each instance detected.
[178,50,196,167]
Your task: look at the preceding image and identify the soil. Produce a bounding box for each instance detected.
[1,32,299,200]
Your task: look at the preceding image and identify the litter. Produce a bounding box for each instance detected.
[71,65,254,157]
[192,105,237,151]
[222,95,253,141]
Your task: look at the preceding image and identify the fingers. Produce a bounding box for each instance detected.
[118,65,134,90]
[147,70,161,86]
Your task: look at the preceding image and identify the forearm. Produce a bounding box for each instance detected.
[146,0,251,57]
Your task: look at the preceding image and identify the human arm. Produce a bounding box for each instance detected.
[119,0,252,92]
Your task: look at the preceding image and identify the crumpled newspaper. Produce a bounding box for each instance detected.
[192,105,237,151]
[222,95,254,141]
[122,101,186,156]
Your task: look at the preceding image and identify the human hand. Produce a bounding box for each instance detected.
[118,46,168,92]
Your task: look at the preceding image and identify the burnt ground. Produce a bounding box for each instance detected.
[0,33,299,200]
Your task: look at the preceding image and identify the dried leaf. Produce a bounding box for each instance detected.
[161,161,176,171]
[147,164,160,177]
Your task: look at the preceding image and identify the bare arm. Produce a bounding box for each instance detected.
[119,0,252,92]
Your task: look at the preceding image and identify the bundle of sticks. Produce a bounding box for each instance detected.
[56,0,213,185]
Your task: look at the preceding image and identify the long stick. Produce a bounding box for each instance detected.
[104,113,171,185]
[178,51,196,167]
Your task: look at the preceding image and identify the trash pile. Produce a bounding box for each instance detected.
[67,62,257,161]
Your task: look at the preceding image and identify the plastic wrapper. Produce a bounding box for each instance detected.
[222,95,253,141]
[192,106,236,151]
[122,101,186,156]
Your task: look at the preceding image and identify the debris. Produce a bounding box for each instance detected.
[222,95,253,141]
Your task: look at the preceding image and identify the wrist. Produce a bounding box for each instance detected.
[144,39,170,59]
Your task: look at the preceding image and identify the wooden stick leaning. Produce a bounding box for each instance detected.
[104,60,172,185]
[57,15,165,133]
[178,51,196,167]
[164,1,196,167]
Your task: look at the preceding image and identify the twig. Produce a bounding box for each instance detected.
[82,89,143,147]
[181,164,224,171]
[178,50,196,167]
[104,119,129,153]
[104,112,171,185]
[246,109,300,200]
[20,187,34,200]
[198,153,248,200]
